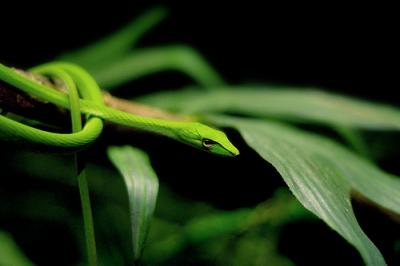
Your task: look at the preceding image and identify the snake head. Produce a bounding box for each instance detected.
[179,123,240,156]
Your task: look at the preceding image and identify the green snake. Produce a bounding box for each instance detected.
[0,62,239,156]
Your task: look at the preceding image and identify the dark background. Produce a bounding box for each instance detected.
[1,2,399,266]
[0,2,398,104]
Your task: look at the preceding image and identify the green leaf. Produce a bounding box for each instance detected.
[0,231,35,266]
[209,115,400,266]
[143,190,308,264]
[137,87,400,130]
[107,146,159,261]
[92,46,225,89]
[59,7,168,69]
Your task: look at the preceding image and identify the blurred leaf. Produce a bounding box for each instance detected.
[59,7,168,69]
[209,115,400,266]
[92,46,225,89]
[107,146,159,261]
[230,233,294,266]
[184,209,251,244]
[144,190,308,264]
[137,87,400,130]
[143,210,251,263]
[202,232,294,266]
[0,231,35,266]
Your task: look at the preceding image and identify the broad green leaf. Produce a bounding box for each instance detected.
[209,115,400,266]
[0,231,35,266]
[107,146,159,261]
[59,7,168,69]
[137,87,400,130]
[92,46,225,89]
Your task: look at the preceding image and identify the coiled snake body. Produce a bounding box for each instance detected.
[0,62,239,156]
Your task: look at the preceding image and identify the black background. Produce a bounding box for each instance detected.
[1,2,399,266]
[0,2,398,104]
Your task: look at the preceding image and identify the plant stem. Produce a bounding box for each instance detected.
[76,156,98,266]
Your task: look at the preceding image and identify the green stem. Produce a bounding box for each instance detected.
[31,65,99,265]
[76,157,98,266]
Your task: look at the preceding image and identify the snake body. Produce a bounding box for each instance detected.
[0,62,239,156]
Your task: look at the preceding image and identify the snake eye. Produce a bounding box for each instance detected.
[202,138,216,149]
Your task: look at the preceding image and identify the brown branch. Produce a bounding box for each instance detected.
[0,69,189,129]
[0,80,69,127]
[102,91,187,121]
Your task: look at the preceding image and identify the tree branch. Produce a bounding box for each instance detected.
[0,69,189,129]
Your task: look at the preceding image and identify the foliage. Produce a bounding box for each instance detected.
[1,6,399,266]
